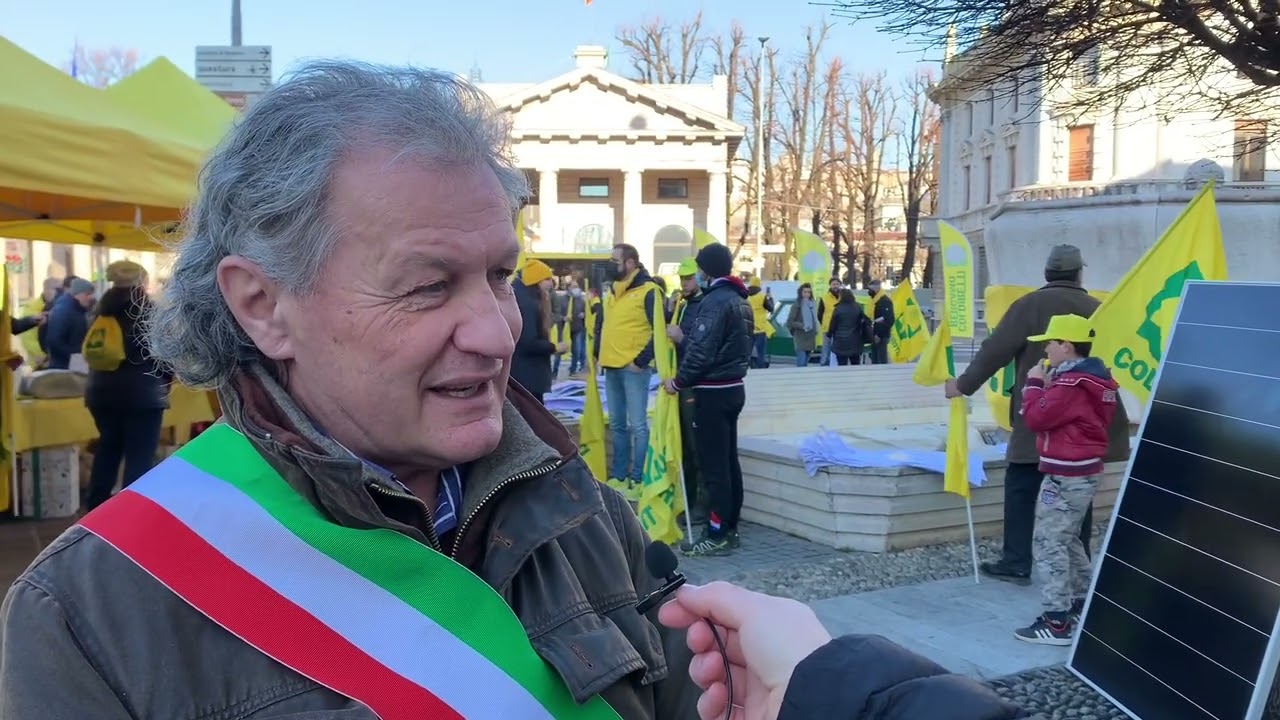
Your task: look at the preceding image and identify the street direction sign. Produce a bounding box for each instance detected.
[195,45,272,110]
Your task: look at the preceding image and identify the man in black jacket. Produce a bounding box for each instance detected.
[868,279,894,364]
[664,243,753,557]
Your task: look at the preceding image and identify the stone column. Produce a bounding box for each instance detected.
[538,168,559,250]
[623,169,643,250]
[706,168,728,242]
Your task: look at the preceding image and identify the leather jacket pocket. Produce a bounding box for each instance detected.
[530,611,652,703]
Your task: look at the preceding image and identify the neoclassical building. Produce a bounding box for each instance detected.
[480,46,745,269]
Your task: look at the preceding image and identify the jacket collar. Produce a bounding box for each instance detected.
[216,361,587,561]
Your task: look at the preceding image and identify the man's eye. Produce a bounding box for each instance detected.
[409,282,447,298]
[493,268,514,283]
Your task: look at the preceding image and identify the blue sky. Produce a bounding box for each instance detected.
[1,0,938,90]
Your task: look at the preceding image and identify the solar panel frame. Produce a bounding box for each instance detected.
[1066,280,1280,720]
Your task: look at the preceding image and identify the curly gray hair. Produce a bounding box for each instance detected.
[146,60,530,388]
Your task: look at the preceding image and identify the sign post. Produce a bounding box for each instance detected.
[195,45,272,110]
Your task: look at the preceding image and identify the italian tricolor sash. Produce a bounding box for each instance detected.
[79,424,623,720]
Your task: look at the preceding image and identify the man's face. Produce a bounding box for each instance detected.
[610,249,633,281]
[74,291,95,308]
[1045,340,1073,368]
[828,279,841,294]
[274,153,520,473]
[869,282,881,294]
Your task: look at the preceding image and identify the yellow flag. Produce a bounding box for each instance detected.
[888,284,930,363]
[579,287,607,484]
[693,228,718,250]
[944,396,970,499]
[791,228,832,290]
[912,309,954,387]
[638,291,686,545]
[1090,182,1228,402]
[938,221,975,338]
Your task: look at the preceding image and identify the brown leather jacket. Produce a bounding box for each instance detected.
[955,281,1131,465]
[0,363,700,720]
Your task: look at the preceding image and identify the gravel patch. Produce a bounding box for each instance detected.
[986,666,1126,719]
[721,520,1111,603]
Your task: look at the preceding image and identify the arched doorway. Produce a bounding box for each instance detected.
[574,224,612,254]
[652,225,693,269]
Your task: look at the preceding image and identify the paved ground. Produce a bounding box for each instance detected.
[0,517,71,587]
[678,522,845,584]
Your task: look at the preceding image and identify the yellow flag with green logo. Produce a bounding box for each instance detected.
[792,228,832,293]
[910,310,969,499]
[579,285,608,484]
[938,221,975,338]
[638,295,686,545]
[1090,182,1228,403]
[693,228,718,250]
[888,283,930,363]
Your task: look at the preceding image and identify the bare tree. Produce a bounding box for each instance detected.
[66,45,139,88]
[772,24,836,278]
[838,72,896,286]
[616,13,707,83]
[895,68,940,285]
[830,0,1280,118]
[712,24,749,245]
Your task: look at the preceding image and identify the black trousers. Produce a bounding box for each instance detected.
[694,385,746,537]
[678,389,703,512]
[870,338,889,364]
[1002,461,1094,572]
[836,353,861,365]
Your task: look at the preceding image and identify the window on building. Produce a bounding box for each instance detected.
[986,91,996,125]
[984,155,993,204]
[1012,77,1020,113]
[965,104,974,135]
[1234,120,1267,182]
[1068,125,1094,182]
[578,177,610,198]
[1072,46,1101,86]
[963,165,972,210]
[1008,145,1018,188]
[656,178,689,199]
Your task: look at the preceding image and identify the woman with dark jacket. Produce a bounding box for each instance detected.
[510,260,565,404]
[827,288,871,365]
[786,283,819,367]
[84,262,171,510]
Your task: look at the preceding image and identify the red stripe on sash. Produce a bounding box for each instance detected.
[80,492,462,720]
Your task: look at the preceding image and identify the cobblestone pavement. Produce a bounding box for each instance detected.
[677,522,845,584]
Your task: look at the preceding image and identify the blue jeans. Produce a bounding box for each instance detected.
[751,334,768,368]
[570,330,586,374]
[605,367,652,482]
[795,350,811,367]
[819,337,832,366]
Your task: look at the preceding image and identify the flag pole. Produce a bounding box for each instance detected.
[678,467,695,544]
[965,496,980,584]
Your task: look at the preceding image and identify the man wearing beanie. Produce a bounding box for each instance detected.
[46,277,96,370]
[664,242,753,556]
[946,244,1130,586]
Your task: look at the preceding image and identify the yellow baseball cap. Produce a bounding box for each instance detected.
[748,276,762,288]
[1028,314,1095,343]
[677,257,699,277]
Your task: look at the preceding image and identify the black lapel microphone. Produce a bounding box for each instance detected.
[636,542,734,720]
[636,541,686,615]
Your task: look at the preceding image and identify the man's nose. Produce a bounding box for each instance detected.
[452,285,517,359]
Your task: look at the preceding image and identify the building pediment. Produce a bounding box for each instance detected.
[487,67,745,144]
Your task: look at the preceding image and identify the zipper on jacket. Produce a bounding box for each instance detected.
[367,481,443,552]
[450,460,561,558]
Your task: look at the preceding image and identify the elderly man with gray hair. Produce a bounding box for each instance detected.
[0,62,699,720]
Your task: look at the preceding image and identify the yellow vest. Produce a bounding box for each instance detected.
[600,273,658,368]
[17,296,44,362]
[818,291,840,335]
[748,293,775,338]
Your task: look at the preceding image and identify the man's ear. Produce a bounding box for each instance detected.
[216,256,294,361]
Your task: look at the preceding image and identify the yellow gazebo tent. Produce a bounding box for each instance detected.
[106,57,238,150]
[0,37,205,250]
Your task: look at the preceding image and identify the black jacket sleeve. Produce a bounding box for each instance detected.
[631,288,657,369]
[674,297,727,389]
[778,635,1036,720]
[9,316,39,335]
[592,300,603,360]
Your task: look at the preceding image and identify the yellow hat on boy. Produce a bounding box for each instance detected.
[1028,314,1095,344]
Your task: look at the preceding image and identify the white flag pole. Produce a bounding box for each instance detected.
[965,496,980,584]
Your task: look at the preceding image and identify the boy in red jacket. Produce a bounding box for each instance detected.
[1014,314,1119,645]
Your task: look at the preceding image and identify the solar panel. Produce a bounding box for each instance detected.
[1068,281,1280,720]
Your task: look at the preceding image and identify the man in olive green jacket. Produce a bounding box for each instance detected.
[946,244,1131,584]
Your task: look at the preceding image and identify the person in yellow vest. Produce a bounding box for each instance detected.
[17,278,60,366]
[594,242,660,500]
[867,278,895,364]
[745,276,775,368]
[816,276,843,366]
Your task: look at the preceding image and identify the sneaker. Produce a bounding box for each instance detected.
[622,481,641,503]
[605,478,627,493]
[727,530,741,549]
[980,560,1032,586]
[1014,614,1074,646]
[682,534,732,557]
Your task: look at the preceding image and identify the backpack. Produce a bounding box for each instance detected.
[82,315,126,372]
